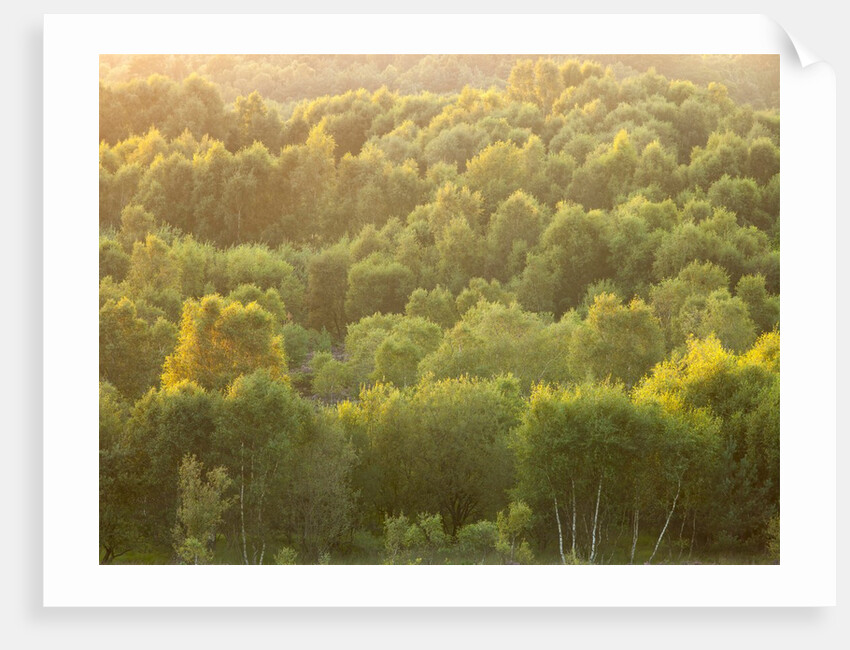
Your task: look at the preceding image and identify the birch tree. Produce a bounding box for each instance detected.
[216,370,309,564]
[172,454,234,564]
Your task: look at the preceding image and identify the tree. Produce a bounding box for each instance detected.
[435,217,486,294]
[675,289,757,354]
[649,260,729,348]
[290,123,339,241]
[506,59,536,105]
[372,317,442,387]
[222,142,278,243]
[570,293,665,387]
[486,190,544,280]
[746,136,780,185]
[634,140,682,197]
[279,412,356,560]
[422,122,490,172]
[100,382,142,564]
[231,91,283,152]
[118,204,157,251]
[404,286,458,329]
[465,137,546,215]
[457,520,499,564]
[567,130,637,210]
[516,383,638,563]
[708,174,769,231]
[162,294,287,392]
[495,501,535,564]
[339,375,521,534]
[310,352,355,402]
[216,370,310,564]
[191,141,238,245]
[125,233,181,294]
[345,253,416,322]
[419,301,572,391]
[98,237,130,282]
[635,334,779,544]
[125,381,222,547]
[306,243,350,339]
[100,297,176,398]
[687,131,748,189]
[539,203,613,313]
[227,284,288,325]
[134,152,195,234]
[516,381,717,563]
[172,454,234,564]
[455,277,516,316]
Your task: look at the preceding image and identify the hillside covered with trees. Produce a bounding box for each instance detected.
[99,54,779,565]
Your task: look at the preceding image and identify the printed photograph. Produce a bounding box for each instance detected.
[98,54,779,566]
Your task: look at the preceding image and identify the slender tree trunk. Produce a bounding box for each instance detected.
[590,478,602,564]
[240,443,249,565]
[571,479,577,557]
[648,477,681,564]
[630,508,640,564]
[554,494,566,565]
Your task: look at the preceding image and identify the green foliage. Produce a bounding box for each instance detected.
[540,203,613,312]
[766,515,780,562]
[635,334,779,543]
[421,301,577,390]
[311,352,354,402]
[227,284,288,324]
[345,253,416,322]
[372,318,443,387]
[162,294,287,391]
[100,297,177,398]
[495,501,534,564]
[486,191,545,280]
[274,546,299,565]
[280,411,356,561]
[735,273,779,334]
[516,381,720,563]
[383,513,449,565]
[341,375,521,533]
[306,243,350,338]
[455,278,516,316]
[216,370,311,563]
[457,520,499,563]
[404,285,458,329]
[570,293,665,387]
[100,55,780,565]
[124,380,222,547]
[173,454,234,564]
[100,237,130,281]
[100,382,143,563]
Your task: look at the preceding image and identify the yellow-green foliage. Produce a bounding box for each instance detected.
[162,294,287,391]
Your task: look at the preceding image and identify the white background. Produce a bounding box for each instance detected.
[5,1,847,648]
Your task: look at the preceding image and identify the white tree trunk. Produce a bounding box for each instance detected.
[590,478,602,564]
[570,478,577,556]
[648,477,681,564]
[630,508,640,564]
[554,494,566,565]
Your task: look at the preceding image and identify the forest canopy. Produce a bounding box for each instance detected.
[99,54,779,566]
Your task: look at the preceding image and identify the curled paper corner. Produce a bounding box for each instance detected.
[763,14,825,69]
